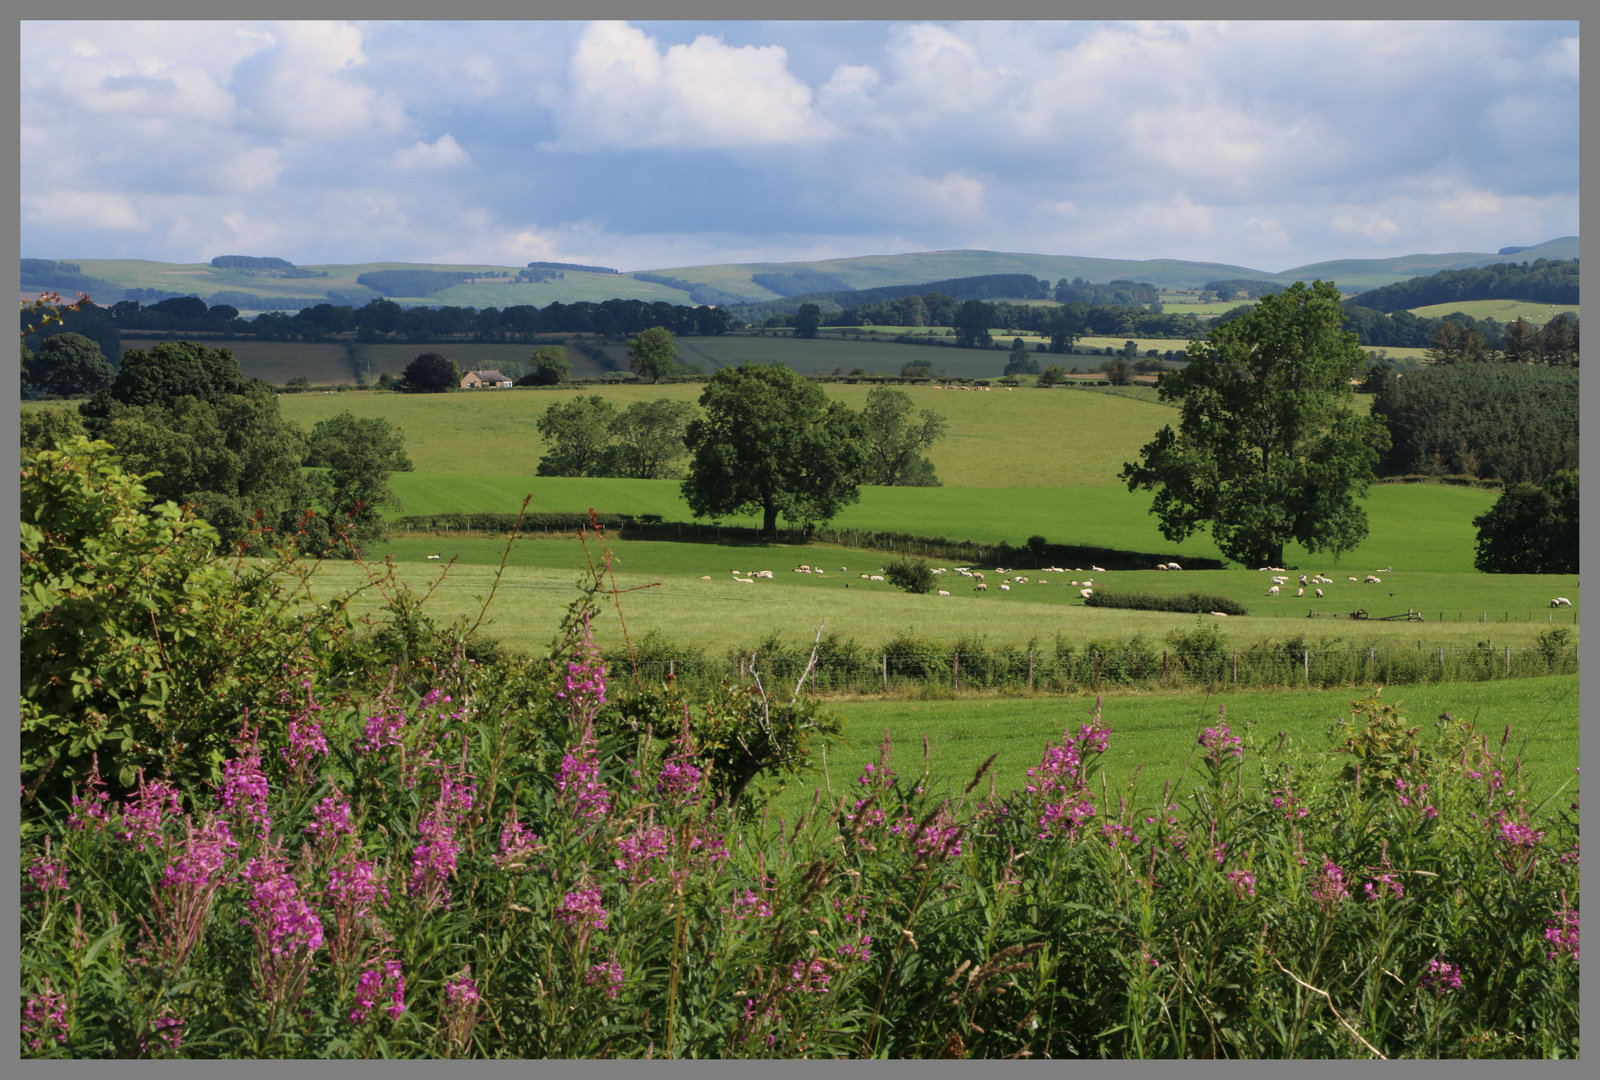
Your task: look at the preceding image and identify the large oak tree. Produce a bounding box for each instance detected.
[682,363,866,537]
[1121,280,1390,568]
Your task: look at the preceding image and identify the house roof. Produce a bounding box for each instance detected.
[463,369,510,382]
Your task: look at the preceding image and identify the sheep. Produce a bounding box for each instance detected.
[840,567,848,572]
[1365,576,1381,584]
[426,554,441,560]
[1079,588,1093,599]
[799,564,811,571]
[1299,574,1309,586]
[1551,597,1572,607]
[1268,585,1280,595]
[1348,577,1358,582]
[1211,611,1229,617]
[860,574,871,579]
[757,571,774,579]
[1315,588,1324,598]
[1091,565,1106,573]
[938,590,950,597]
[1000,583,1011,591]
[973,572,985,581]
[1157,563,1170,571]
[1016,576,1029,583]
[1297,587,1305,597]
[701,575,711,580]
[1168,563,1181,571]
[870,575,885,582]
[735,577,754,584]
[974,583,988,591]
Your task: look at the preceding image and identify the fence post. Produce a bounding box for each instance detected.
[882,655,888,693]
[1304,649,1309,682]
[954,653,960,691]
[1506,646,1511,676]
[1162,650,1168,684]
[1028,649,1034,691]
[669,659,675,680]
[1232,649,1238,683]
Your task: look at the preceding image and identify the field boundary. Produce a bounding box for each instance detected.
[388,513,1229,571]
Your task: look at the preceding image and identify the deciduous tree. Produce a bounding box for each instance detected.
[794,303,822,339]
[860,386,946,486]
[23,332,116,399]
[605,399,697,479]
[1472,470,1578,573]
[1121,280,1390,569]
[683,363,866,536]
[401,352,459,393]
[536,396,619,477]
[628,326,681,383]
[304,411,413,549]
[518,345,571,386]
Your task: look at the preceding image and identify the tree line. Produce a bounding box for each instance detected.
[1343,258,1578,313]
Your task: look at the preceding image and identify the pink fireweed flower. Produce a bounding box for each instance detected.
[687,831,731,869]
[1037,797,1097,841]
[727,888,774,920]
[349,958,406,1024]
[217,725,272,837]
[890,803,964,861]
[616,824,673,883]
[67,754,113,833]
[1418,959,1462,994]
[121,773,184,851]
[1363,874,1403,902]
[360,708,407,755]
[586,960,625,999]
[1226,869,1257,898]
[837,934,873,962]
[408,824,459,911]
[147,817,236,974]
[656,757,703,804]
[1100,820,1141,848]
[25,837,67,896]
[556,887,610,932]
[492,817,545,870]
[138,1011,184,1055]
[1544,900,1579,962]
[787,957,833,994]
[20,979,69,1051]
[241,853,324,957]
[304,794,354,844]
[280,710,328,776]
[1310,859,1349,915]
[555,737,611,822]
[1495,810,1544,851]
[1198,725,1243,766]
[441,969,483,1046]
[325,857,390,923]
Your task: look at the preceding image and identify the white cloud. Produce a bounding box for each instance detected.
[550,21,830,150]
[231,21,401,139]
[394,134,472,172]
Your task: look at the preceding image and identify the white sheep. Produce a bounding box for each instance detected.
[758,571,774,578]
[975,583,988,591]
[426,554,441,560]
[1348,577,1358,582]
[870,575,885,582]
[860,573,871,579]
[1552,597,1572,607]
[1168,563,1182,571]
[1157,564,1170,571]
[1299,574,1309,586]
[1365,576,1381,584]
[735,577,754,584]
[1315,588,1324,598]
[1297,587,1305,597]
[1211,611,1229,617]
[1268,585,1280,595]
[1080,588,1093,599]
[938,590,950,596]
[1000,583,1011,591]
[1091,565,1106,573]
[1016,576,1028,583]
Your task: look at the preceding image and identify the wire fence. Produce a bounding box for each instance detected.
[603,644,1580,696]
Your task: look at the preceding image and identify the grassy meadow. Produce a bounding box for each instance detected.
[1405,299,1580,324]
[771,674,1580,818]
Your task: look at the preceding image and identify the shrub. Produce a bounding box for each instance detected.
[1083,589,1249,616]
[883,557,936,594]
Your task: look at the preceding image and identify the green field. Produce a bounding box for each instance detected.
[770,674,1580,817]
[277,379,1180,485]
[1406,299,1581,324]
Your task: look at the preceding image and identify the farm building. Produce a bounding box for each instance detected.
[460,368,513,389]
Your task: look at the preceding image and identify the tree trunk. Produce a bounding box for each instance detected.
[1268,542,1284,568]
[762,502,779,538]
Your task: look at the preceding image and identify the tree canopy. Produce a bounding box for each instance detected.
[682,363,867,536]
[1121,280,1390,568]
[628,326,681,383]
[402,352,459,392]
[23,332,116,399]
[794,303,822,339]
[859,386,945,487]
[1472,470,1578,574]
[79,340,249,421]
[517,345,571,386]
[536,396,620,477]
[607,399,697,479]
[304,411,413,550]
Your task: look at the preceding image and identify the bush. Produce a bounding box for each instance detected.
[1472,471,1578,573]
[1083,589,1249,616]
[883,556,935,594]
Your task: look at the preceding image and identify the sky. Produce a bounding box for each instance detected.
[19,20,1580,274]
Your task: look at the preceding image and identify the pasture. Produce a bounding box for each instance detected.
[277,380,1181,485]
[773,674,1580,818]
[1406,299,1580,324]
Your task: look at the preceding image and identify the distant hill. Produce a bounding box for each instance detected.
[19,238,1578,310]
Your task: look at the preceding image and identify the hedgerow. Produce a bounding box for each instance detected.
[1084,589,1250,616]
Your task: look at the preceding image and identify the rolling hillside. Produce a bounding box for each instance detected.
[23,236,1577,311]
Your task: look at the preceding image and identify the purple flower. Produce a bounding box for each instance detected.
[349,958,405,1024]
[491,817,545,870]
[67,754,112,833]
[727,888,773,921]
[25,838,67,895]
[836,934,873,962]
[241,853,324,958]
[217,725,272,837]
[1198,725,1243,765]
[1310,859,1349,915]
[555,739,611,822]
[326,858,390,923]
[1495,811,1544,851]
[121,773,184,851]
[1226,869,1257,898]
[20,980,68,1051]
[361,709,407,754]
[1545,902,1579,962]
[616,824,673,883]
[787,957,833,994]
[556,887,609,932]
[1363,874,1403,902]
[586,960,625,999]
[280,711,328,775]
[1418,959,1462,994]
[305,794,354,843]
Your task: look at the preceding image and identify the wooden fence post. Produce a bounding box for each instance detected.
[1162,650,1168,684]
[1232,649,1238,683]
[882,655,888,693]
[1506,646,1511,676]
[1028,649,1035,691]
[1303,649,1309,682]
[954,653,960,691]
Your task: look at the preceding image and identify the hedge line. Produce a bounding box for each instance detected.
[1084,589,1250,616]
